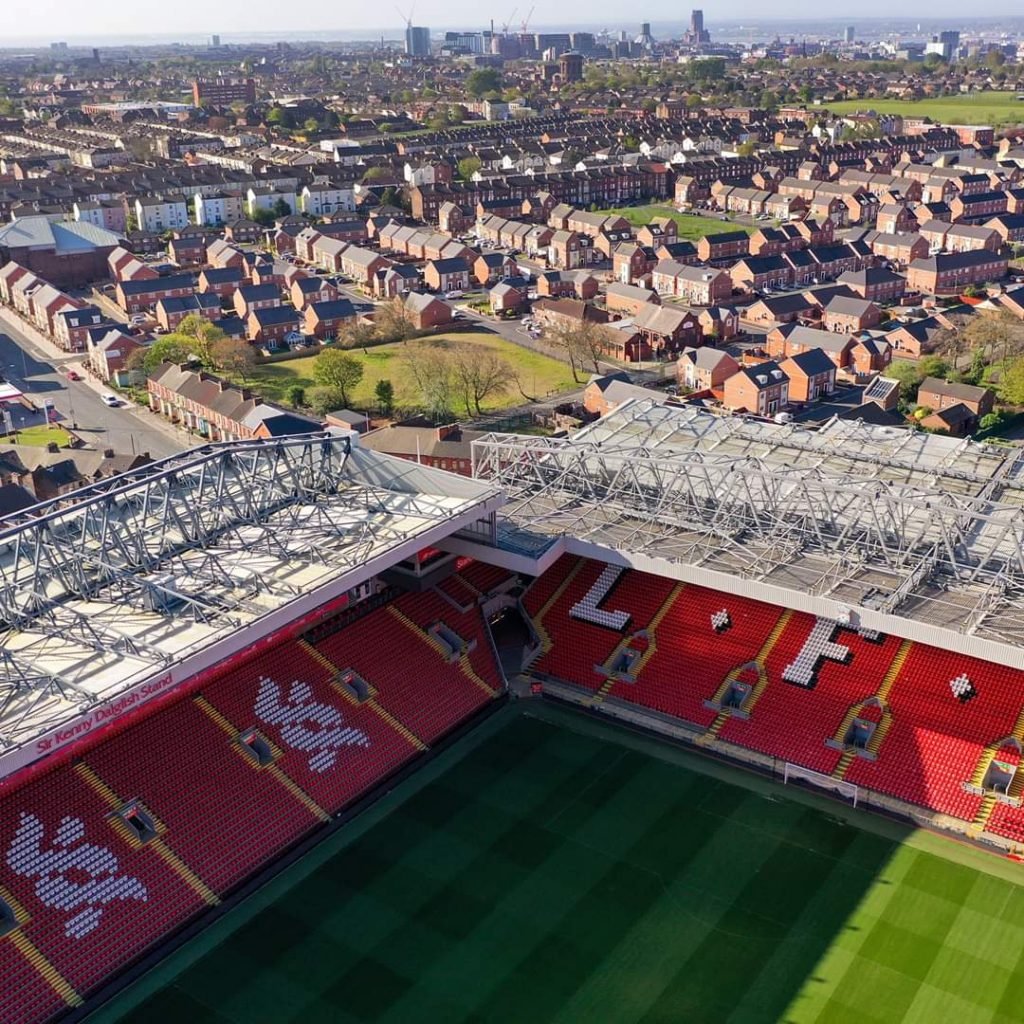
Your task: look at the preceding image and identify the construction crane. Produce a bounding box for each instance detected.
[501,7,518,35]
[520,4,535,34]
[394,2,415,29]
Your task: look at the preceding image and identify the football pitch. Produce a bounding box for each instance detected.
[90,706,1024,1024]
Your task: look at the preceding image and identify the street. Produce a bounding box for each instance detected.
[0,321,185,460]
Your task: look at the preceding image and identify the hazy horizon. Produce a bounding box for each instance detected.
[4,7,1024,48]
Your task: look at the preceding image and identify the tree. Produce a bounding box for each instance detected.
[887,359,924,403]
[545,318,614,382]
[457,156,482,181]
[250,207,275,226]
[266,106,287,127]
[286,384,306,408]
[374,379,395,415]
[450,345,516,416]
[402,345,455,420]
[997,356,1024,406]
[303,117,320,133]
[272,197,293,218]
[375,297,416,343]
[313,348,364,406]
[964,310,1024,364]
[128,334,207,376]
[917,355,950,381]
[465,68,502,99]
[308,386,347,415]
[337,320,378,351]
[210,336,257,381]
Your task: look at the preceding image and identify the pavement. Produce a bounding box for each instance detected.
[0,308,188,460]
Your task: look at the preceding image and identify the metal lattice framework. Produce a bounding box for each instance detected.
[471,400,1024,649]
[0,433,502,757]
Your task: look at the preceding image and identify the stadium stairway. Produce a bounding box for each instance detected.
[699,609,795,745]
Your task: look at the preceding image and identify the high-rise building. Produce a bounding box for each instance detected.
[405,25,431,57]
[558,51,585,83]
[192,77,257,108]
[211,34,221,47]
[843,26,855,43]
[635,22,655,49]
[925,29,960,61]
[684,10,710,45]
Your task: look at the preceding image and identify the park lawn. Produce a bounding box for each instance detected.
[247,332,577,411]
[826,92,1024,127]
[598,204,754,240]
[6,424,73,447]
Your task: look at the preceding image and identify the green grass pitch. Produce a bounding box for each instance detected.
[89,708,1024,1024]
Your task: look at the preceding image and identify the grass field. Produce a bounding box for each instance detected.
[598,204,755,241]
[826,92,1024,127]
[4,425,73,447]
[91,708,1024,1024]
[248,332,576,410]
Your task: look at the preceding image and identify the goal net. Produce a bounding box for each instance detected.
[783,762,859,807]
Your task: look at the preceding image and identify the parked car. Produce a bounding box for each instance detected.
[100,393,120,407]
[444,290,464,300]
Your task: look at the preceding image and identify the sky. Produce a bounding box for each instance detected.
[3,1,1022,43]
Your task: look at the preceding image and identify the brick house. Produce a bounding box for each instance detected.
[536,270,600,300]
[722,361,790,416]
[424,257,471,294]
[473,252,518,287]
[906,250,1008,296]
[677,346,740,390]
[340,247,391,289]
[697,231,750,263]
[303,298,356,340]
[246,306,300,347]
[116,274,196,314]
[823,295,882,333]
[549,230,594,269]
[290,277,339,311]
[613,243,657,285]
[404,292,453,330]
[654,263,733,306]
[198,266,246,299]
[780,348,837,403]
[767,323,855,369]
[233,283,281,319]
[917,378,994,420]
[605,282,661,317]
[156,293,221,332]
[849,336,892,375]
[632,305,702,358]
[730,255,793,293]
[53,305,108,353]
[836,267,907,304]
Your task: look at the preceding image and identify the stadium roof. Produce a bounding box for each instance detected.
[471,399,1024,664]
[0,433,503,775]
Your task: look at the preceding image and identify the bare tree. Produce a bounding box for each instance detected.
[210,336,257,381]
[964,310,1024,365]
[336,320,378,352]
[544,317,614,381]
[375,296,417,343]
[402,345,455,420]
[450,344,517,416]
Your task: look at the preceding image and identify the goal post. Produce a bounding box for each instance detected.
[783,762,859,807]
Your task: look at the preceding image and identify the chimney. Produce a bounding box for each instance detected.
[46,442,60,453]
[103,448,115,457]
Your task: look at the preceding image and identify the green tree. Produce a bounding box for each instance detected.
[210,336,256,381]
[313,348,364,406]
[266,106,287,126]
[997,357,1024,406]
[286,384,306,408]
[272,197,293,218]
[308,386,347,416]
[374,378,395,415]
[465,68,502,98]
[303,117,320,133]
[457,156,482,181]
[887,360,924,402]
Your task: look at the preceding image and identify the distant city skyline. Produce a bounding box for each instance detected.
[5,6,1024,46]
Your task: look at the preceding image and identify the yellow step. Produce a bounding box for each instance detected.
[833,749,857,780]
[877,639,913,703]
[532,558,585,654]
[969,744,1000,788]
[864,712,892,757]
[9,930,81,1007]
[830,705,863,751]
[972,792,998,831]
[297,637,340,676]
[590,677,616,706]
[698,710,730,745]
[458,652,499,696]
